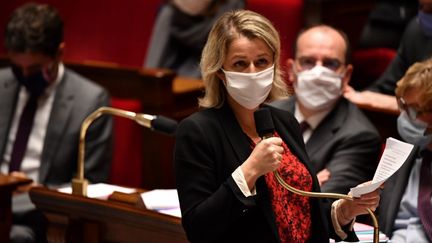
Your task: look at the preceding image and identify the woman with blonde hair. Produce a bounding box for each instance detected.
[175,9,380,243]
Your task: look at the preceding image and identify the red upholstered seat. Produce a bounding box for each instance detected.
[351,48,397,90]
[246,0,304,65]
[109,98,143,188]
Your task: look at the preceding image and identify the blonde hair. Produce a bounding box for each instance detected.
[198,9,287,108]
[396,58,432,108]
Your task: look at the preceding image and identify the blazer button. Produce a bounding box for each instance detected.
[242,209,248,213]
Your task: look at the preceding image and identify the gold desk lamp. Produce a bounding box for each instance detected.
[255,108,380,243]
[72,106,177,197]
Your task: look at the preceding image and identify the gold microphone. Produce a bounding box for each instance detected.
[72,106,177,196]
[254,108,379,243]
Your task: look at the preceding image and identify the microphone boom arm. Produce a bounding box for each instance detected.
[72,106,159,196]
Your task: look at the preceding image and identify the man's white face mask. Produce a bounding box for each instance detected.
[222,65,274,110]
[293,65,344,111]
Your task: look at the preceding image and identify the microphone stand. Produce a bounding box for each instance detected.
[273,171,379,243]
[72,106,157,196]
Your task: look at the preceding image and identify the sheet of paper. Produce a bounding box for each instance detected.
[158,208,182,218]
[350,137,414,197]
[140,189,180,210]
[58,183,136,199]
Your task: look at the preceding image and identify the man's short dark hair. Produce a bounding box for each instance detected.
[4,3,63,57]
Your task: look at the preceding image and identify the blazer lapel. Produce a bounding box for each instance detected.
[216,103,252,166]
[270,105,312,173]
[269,98,312,164]
[306,100,347,157]
[0,74,20,162]
[216,104,281,242]
[39,72,74,182]
[382,146,419,233]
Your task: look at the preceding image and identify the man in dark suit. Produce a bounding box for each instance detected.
[0,3,112,242]
[272,25,381,194]
[345,0,432,113]
[379,59,432,243]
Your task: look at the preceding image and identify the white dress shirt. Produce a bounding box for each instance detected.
[1,63,65,183]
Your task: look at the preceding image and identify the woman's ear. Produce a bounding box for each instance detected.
[216,69,226,83]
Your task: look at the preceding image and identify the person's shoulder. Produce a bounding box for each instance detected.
[265,99,296,121]
[63,68,108,95]
[267,97,295,111]
[176,108,220,138]
[402,17,422,41]
[180,108,217,126]
[405,17,419,32]
[342,99,380,134]
[0,67,14,80]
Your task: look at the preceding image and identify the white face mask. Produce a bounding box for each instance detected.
[293,65,344,111]
[222,65,274,110]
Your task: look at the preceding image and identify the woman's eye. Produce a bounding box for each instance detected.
[233,61,247,68]
[256,58,269,67]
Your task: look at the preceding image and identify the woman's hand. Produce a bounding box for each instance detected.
[336,182,382,226]
[241,137,284,190]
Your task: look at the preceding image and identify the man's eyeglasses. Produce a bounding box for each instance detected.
[397,97,432,119]
[297,56,344,71]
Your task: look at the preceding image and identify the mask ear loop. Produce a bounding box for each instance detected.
[43,48,63,82]
[42,63,56,82]
[216,68,228,88]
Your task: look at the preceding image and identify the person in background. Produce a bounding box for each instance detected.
[379,58,432,243]
[357,0,418,50]
[144,0,244,79]
[271,25,381,194]
[345,0,432,113]
[174,9,381,243]
[0,3,112,242]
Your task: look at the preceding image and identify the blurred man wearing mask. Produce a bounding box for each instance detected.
[379,59,432,243]
[272,25,381,194]
[345,0,432,113]
[0,3,112,242]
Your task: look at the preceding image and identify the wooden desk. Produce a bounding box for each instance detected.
[0,174,32,243]
[29,187,187,243]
